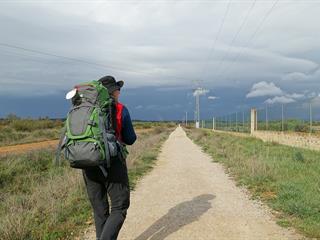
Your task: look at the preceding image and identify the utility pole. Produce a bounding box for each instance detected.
[193,86,207,128]
[212,117,215,131]
[266,103,268,130]
[196,90,200,128]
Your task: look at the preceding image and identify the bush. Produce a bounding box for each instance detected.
[294,151,305,162]
[294,124,309,132]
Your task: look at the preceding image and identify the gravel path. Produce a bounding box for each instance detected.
[83,126,304,240]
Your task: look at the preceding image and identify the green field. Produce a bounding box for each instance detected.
[185,127,320,238]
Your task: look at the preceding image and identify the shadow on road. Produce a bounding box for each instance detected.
[134,194,215,240]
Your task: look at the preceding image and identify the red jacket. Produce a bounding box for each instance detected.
[114,102,136,145]
[115,102,124,142]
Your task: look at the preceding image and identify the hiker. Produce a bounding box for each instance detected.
[82,76,137,240]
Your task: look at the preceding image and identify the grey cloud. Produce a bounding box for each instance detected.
[282,67,320,83]
[311,96,320,108]
[0,1,320,101]
[282,72,309,82]
[145,103,182,111]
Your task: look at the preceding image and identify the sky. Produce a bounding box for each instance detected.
[0,0,320,121]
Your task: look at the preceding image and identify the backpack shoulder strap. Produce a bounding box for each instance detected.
[98,109,111,168]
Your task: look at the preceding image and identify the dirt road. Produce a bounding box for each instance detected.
[0,129,153,157]
[83,126,304,240]
[0,139,58,156]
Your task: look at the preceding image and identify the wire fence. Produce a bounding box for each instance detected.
[205,110,251,133]
[256,102,320,133]
[202,100,320,134]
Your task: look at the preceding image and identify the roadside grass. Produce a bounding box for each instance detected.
[185,128,320,238]
[0,126,174,240]
[133,121,176,130]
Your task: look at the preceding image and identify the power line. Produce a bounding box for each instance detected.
[219,0,280,81]
[0,47,49,62]
[0,42,144,75]
[214,0,257,78]
[200,0,231,82]
[0,42,190,81]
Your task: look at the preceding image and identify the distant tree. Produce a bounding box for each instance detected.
[6,113,20,121]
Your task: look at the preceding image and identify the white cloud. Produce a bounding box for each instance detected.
[247,80,309,105]
[208,96,219,100]
[246,81,283,98]
[264,96,296,105]
[135,105,143,109]
[193,88,209,97]
[264,92,306,105]
[285,93,305,100]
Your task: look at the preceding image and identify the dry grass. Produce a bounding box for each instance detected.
[0,125,175,240]
[0,150,90,240]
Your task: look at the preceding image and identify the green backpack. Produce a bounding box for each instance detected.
[56,80,118,177]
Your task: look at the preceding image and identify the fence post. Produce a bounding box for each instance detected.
[250,108,257,134]
[281,104,284,132]
[236,112,238,132]
[212,117,215,131]
[310,102,312,134]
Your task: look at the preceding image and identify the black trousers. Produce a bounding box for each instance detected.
[82,158,130,240]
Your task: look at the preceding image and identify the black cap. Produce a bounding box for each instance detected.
[98,75,124,94]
